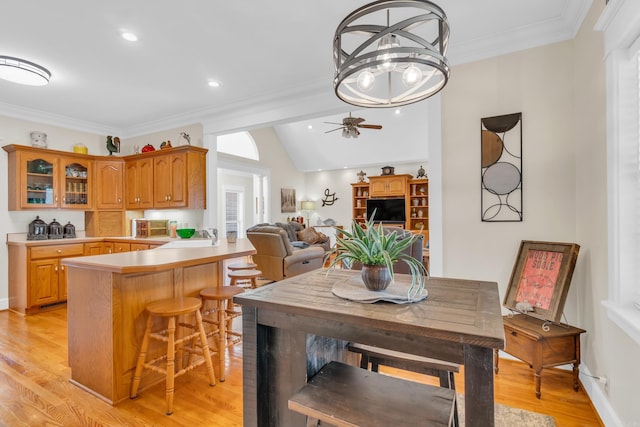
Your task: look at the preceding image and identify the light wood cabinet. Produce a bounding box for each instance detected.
[8,242,85,314]
[124,146,207,210]
[3,144,207,214]
[368,174,410,197]
[153,152,186,208]
[85,210,126,237]
[125,158,154,209]
[112,242,131,253]
[95,159,124,209]
[3,145,93,210]
[131,243,150,251]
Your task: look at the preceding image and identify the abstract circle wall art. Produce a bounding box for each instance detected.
[481,112,522,222]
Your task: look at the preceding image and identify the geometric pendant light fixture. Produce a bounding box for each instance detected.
[333,0,450,108]
[0,56,51,86]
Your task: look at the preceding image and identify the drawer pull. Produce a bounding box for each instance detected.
[511,331,517,336]
[57,249,62,254]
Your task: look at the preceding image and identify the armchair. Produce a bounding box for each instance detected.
[246,225,325,281]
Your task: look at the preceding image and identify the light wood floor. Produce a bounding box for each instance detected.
[0,307,602,426]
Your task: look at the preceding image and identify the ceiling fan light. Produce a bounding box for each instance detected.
[402,64,422,87]
[0,55,50,86]
[357,69,375,91]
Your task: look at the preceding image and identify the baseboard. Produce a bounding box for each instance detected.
[497,351,621,426]
[0,297,8,311]
[579,365,622,427]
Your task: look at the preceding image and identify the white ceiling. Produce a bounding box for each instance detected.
[0,0,592,171]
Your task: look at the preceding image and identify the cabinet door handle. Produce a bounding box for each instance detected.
[61,265,65,271]
[117,197,122,203]
[168,194,172,201]
[54,265,58,272]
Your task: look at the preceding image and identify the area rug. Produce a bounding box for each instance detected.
[457,394,555,427]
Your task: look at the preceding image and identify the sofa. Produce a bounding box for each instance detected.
[246,223,326,282]
[349,226,424,274]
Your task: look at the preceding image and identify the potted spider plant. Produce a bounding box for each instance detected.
[328,213,428,300]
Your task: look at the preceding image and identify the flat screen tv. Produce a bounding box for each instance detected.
[366,198,405,223]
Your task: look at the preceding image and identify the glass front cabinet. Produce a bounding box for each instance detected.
[4,146,93,210]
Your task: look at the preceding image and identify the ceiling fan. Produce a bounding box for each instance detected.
[324,113,382,138]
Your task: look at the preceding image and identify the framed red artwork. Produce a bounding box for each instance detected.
[504,240,580,322]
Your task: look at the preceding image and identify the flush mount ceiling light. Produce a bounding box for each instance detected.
[0,56,51,86]
[333,0,450,108]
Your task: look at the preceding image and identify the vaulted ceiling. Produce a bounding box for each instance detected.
[0,1,592,170]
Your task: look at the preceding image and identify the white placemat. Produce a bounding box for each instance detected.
[332,276,428,304]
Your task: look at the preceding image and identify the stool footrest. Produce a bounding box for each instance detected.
[289,361,455,427]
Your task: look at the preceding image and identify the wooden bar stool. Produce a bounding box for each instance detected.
[289,361,456,427]
[130,297,216,415]
[228,269,262,288]
[227,261,257,271]
[348,343,460,427]
[200,286,244,381]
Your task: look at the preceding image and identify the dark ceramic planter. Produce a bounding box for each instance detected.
[361,265,392,291]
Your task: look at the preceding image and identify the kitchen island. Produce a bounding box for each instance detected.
[62,238,256,404]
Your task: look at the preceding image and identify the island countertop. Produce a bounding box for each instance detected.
[61,238,255,273]
[64,237,256,404]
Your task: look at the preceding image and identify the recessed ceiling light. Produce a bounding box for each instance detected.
[208,80,221,88]
[122,32,138,42]
[395,108,401,115]
[307,125,313,130]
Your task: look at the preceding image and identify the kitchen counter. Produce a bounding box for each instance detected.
[6,232,184,246]
[62,238,256,404]
[63,238,253,273]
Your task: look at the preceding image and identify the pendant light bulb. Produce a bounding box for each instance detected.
[376,34,399,72]
[357,69,375,91]
[402,64,422,87]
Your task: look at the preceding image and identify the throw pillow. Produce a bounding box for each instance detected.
[297,227,323,244]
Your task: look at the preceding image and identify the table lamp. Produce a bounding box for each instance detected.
[301,200,316,226]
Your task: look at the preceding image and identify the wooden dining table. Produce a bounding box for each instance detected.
[235,268,505,427]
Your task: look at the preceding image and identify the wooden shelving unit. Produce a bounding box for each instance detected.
[351,183,370,225]
[351,176,429,242]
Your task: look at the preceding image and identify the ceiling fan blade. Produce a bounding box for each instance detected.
[324,121,343,125]
[325,127,344,134]
[357,124,383,130]
[353,117,366,124]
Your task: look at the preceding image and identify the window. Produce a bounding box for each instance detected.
[598,0,640,345]
[224,187,244,238]
[217,131,259,160]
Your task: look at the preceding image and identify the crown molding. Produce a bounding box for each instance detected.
[449,0,592,65]
[0,101,115,136]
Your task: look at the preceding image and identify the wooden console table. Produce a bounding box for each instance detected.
[495,314,586,398]
[235,269,505,427]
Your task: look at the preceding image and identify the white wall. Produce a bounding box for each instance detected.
[248,128,305,223]
[440,2,639,424]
